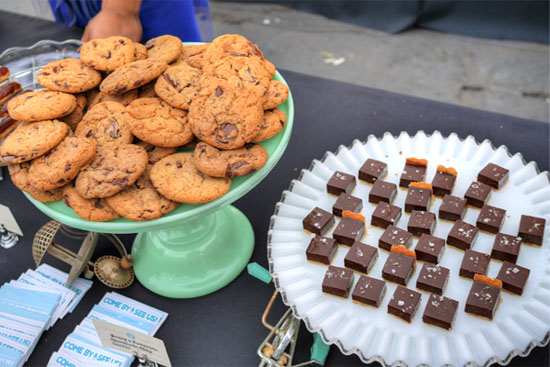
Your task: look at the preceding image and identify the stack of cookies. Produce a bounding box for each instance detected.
[0,34,289,222]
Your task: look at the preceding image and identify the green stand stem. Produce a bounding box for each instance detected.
[132,205,254,298]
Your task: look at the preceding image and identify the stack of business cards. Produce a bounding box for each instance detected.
[0,264,92,367]
[47,292,168,367]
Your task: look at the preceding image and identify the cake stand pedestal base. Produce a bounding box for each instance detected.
[132,205,254,298]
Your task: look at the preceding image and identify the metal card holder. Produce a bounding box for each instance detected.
[249,263,330,367]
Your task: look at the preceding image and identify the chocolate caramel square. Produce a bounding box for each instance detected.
[414,234,445,264]
[459,249,490,279]
[333,217,365,245]
[327,171,356,196]
[344,241,378,273]
[478,163,509,189]
[303,207,335,235]
[388,286,421,322]
[422,294,458,330]
[476,205,506,234]
[322,265,354,298]
[379,225,413,251]
[368,179,397,204]
[352,275,386,307]
[371,201,401,229]
[518,215,546,246]
[464,181,492,208]
[439,194,467,221]
[332,193,363,217]
[358,158,387,183]
[447,220,479,250]
[407,210,436,237]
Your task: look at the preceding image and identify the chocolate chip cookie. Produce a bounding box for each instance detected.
[7,90,76,122]
[125,97,193,147]
[145,35,183,64]
[62,183,120,221]
[105,165,179,221]
[194,142,268,178]
[263,80,289,109]
[80,36,136,71]
[9,162,64,202]
[189,77,263,150]
[75,101,133,147]
[264,60,276,78]
[0,120,69,164]
[251,108,287,143]
[150,153,231,203]
[100,59,168,95]
[134,43,148,60]
[202,34,265,65]
[61,93,87,128]
[154,64,201,110]
[75,143,148,198]
[202,35,274,92]
[203,56,272,99]
[86,88,138,108]
[28,135,96,190]
[172,44,209,69]
[135,140,176,164]
[38,58,101,93]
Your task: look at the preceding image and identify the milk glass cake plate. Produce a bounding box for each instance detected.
[268,131,550,366]
[0,40,295,298]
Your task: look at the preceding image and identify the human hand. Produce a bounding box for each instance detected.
[82,8,142,42]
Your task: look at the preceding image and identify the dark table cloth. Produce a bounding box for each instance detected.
[0,10,548,367]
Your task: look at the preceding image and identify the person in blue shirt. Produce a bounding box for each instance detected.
[48,0,211,42]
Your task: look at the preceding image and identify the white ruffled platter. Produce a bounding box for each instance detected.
[268,131,550,367]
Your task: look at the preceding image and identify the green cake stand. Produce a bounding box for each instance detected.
[23,42,294,298]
